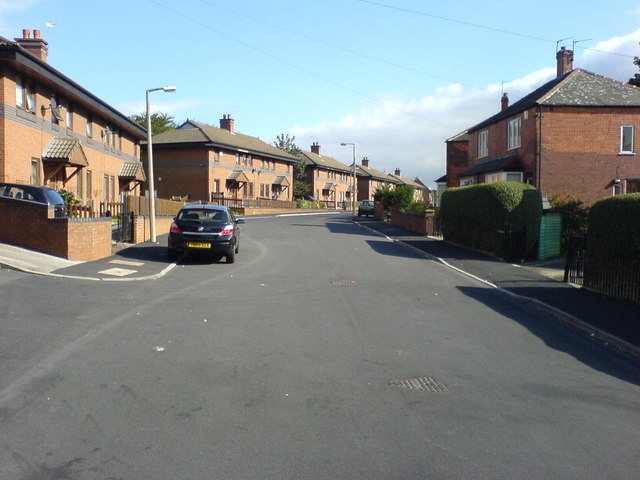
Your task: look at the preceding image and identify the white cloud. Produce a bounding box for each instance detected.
[292,30,640,188]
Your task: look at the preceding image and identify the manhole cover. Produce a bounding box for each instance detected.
[330,280,359,286]
[388,376,449,393]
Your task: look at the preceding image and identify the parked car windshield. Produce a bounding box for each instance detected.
[177,209,230,224]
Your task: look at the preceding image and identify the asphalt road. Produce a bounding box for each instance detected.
[1,212,638,479]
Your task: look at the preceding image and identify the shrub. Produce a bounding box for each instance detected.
[587,193,640,259]
[548,193,589,251]
[58,188,79,206]
[440,182,542,257]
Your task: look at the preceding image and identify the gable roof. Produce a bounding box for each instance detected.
[388,174,425,190]
[151,120,299,164]
[469,69,640,133]
[0,35,145,139]
[356,164,396,183]
[298,150,351,173]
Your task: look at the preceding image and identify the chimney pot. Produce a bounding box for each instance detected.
[395,168,401,176]
[15,28,48,62]
[220,114,235,133]
[501,92,509,111]
[361,157,369,168]
[556,47,574,77]
[311,142,321,155]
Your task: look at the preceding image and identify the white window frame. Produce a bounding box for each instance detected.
[478,130,489,158]
[620,125,634,154]
[507,117,521,150]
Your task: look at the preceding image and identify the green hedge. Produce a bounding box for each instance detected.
[587,193,640,259]
[440,182,542,257]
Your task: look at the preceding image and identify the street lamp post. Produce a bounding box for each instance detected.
[146,86,176,243]
[340,142,357,216]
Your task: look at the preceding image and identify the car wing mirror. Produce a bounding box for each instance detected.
[237,218,246,224]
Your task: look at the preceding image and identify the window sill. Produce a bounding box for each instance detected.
[618,152,636,156]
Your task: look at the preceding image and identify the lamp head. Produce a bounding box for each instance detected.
[162,86,177,93]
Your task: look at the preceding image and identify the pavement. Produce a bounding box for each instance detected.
[0,216,638,357]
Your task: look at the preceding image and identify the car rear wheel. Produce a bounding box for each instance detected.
[226,248,235,264]
[167,248,179,261]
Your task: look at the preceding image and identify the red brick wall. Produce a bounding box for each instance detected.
[445,139,469,187]
[0,197,112,260]
[539,106,640,205]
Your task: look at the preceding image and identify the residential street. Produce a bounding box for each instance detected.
[0,213,638,479]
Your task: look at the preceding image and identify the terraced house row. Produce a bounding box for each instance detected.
[1,28,427,213]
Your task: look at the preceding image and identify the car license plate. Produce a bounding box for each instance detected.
[188,242,211,248]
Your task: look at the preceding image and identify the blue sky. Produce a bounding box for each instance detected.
[3,0,640,186]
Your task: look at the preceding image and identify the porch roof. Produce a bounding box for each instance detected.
[42,137,88,167]
[273,176,290,186]
[118,161,146,181]
[460,154,524,177]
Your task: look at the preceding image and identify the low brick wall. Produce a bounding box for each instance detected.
[0,196,112,261]
[390,207,437,236]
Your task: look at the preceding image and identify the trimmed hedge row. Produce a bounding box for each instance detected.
[587,193,640,259]
[440,182,542,257]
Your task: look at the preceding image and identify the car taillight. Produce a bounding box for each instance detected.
[220,225,234,235]
[170,223,181,233]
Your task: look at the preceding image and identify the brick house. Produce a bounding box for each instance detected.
[444,48,640,205]
[388,168,429,202]
[146,117,298,203]
[356,157,396,200]
[0,29,147,206]
[298,142,353,207]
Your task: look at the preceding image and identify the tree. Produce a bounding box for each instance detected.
[129,112,177,135]
[628,43,640,86]
[273,133,309,197]
[273,133,301,156]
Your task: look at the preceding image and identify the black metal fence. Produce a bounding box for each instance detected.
[564,234,640,303]
[496,224,527,263]
[563,234,586,284]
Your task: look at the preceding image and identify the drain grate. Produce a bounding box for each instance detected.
[388,376,449,393]
[330,280,360,286]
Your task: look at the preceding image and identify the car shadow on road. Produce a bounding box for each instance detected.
[365,239,430,259]
[114,245,171,264]
[457,285,640,387]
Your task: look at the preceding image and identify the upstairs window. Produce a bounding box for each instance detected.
[478,130,488,158]
[507,117,521,150]
[16,78,36,112]
[620,125,634,154]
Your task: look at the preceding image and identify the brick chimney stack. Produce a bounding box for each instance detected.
[311,142,321,155]
[556,47,573,77]
[15,29,48,62]
[394,168,401,176]
[361,157,370,168]
[220,114,235,133]
[501,93,509,111]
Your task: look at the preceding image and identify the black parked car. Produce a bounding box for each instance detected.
[0,182,67,218]
[167,204,245,263]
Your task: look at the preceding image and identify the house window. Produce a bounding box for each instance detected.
[86,116,93,138]
[86,170,93,206]
[214,152,220,163]
[235,153,240,164]
[30,158,40,185]
[66,103,73,129]
[620,125,634,154]
[16,78,36,112]
[505,172,522,182]
[110,176,115,202]
[507,118,521,150]
[51,93,60,124]
[213,179,220,193]
[77,171,83,201]
[478,130,488,158]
